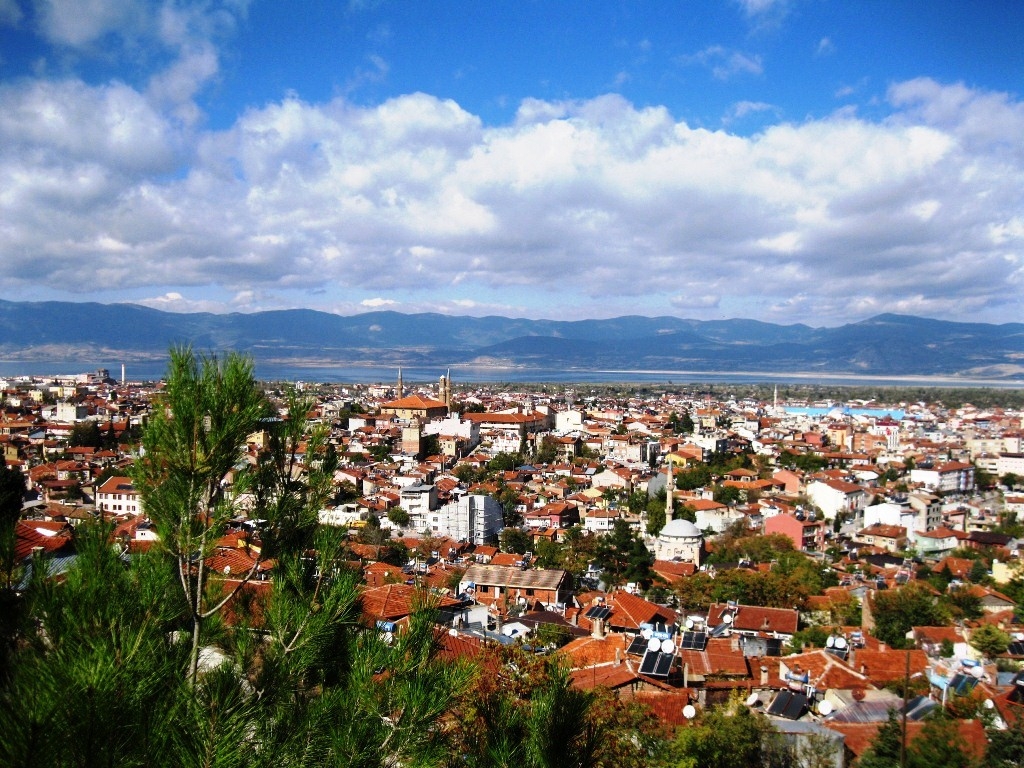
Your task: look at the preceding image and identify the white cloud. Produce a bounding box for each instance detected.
[816,37,835,56]
[682,46,764,80]
[0,75,1022,325]
[136,291,227,313]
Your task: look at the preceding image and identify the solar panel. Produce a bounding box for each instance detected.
[654,652,674,677]
[626,636,649,656]
[825,646,848,660]
[784,692,808,720]
[766,690,791,717]
[709,622,729,638]
[639,650,660,675]
[680,631,707,650]
[766,690,807,720]
[585,605,611,620]
[1007,641,1024,656]
[948,673,978,696]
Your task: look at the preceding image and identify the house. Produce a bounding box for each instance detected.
[764,512,826,552]
[95,475,142,516]
[706,602,798,639]
[854,523,907,553]
[379,394,449,421]
[909,461,975,493]
[805,479,868,521]
[460,564,573,611]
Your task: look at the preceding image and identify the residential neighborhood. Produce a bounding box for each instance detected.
[4,365,1024,766]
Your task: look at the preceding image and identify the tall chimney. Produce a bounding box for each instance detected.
[760,665,769,686]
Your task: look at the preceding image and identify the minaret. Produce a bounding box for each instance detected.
[397,367,404,398]
[445,368,452,408]
[121,363,126,386]
[666,453,675,520]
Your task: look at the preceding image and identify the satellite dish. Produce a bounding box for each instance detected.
[648,637,662,652]
[970,665,985,679]
[746,693,759,707]
[661,639,675,654]
[641,628,653,640]
[984,698,995,710]
[682,705,696,719]
[723,613,733,624]
[448,628,458,636]
[685,618,694,629]
[825,636,836,648]
[818,701,834,716]
[835,637,848,650]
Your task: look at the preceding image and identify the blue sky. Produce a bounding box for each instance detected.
[0,0,1021,327]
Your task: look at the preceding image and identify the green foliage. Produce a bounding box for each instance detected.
[501,527,532,555]
[68,420,104,448]
[987,714,1024,766]
[592,518,654,588]
[386,507,410,527]
[906,712,978,768]
[858,708,902,768]
[941,586,984,621]
[675,464,711,491]
[784,452,827,474]
[706,532,795,564]
[712,484,741,505]
[489,451,524,473]
[665,699,792,768]
[969,623,1010,658]
[871,582,950,648]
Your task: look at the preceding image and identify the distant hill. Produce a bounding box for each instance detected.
[1,300,1022,379]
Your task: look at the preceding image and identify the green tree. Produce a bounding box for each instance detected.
[133,348,336,685]
[907,711,978,768]
[987,714,1024,766]
[68,420,103,448]
[666,698,792,768]
[858,707,902,768]
[592,518,654,588]
[387,507,410,527]
[501,527,532,555]
[1,461,32,683]
[968,623,1010,659]
[871,582,949,648]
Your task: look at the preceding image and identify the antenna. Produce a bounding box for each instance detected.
[723,613,733,624]
[835,637,848,650]
[685,618,694,629]
[818,700,833,716]
[826,636,836,648]
[745,693,759,707]
[647,637,661,652]
[661,639,675,654]
[682,705,696,719]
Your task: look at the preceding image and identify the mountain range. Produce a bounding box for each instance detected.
[1,300,1022,379]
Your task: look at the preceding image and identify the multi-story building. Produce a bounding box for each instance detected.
[95,475,142,516]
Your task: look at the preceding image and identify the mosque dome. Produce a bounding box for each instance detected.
[660,518,702,539]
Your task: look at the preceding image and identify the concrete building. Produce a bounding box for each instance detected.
[654,518,703,564]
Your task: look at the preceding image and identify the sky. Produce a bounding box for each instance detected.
[0,0,1022,327]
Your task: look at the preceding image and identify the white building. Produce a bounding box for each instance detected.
[654,518,703,564]
[426,494,503,544]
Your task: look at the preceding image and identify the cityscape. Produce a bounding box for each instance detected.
[2,0,1023,765]
[3,358,1024,765]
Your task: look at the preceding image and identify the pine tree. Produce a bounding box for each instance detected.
[858,708,902,768]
